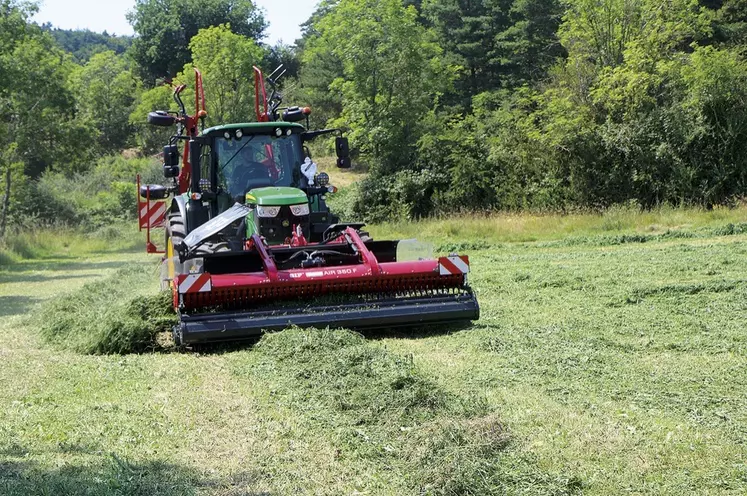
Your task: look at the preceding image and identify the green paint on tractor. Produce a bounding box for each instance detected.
[246,187,308,206]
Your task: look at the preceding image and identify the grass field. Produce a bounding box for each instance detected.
[1,207,746,494]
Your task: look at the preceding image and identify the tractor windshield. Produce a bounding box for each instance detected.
[217,134,304,197]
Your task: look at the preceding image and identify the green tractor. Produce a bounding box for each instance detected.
[143,67,350,260]
[138,67,479,346]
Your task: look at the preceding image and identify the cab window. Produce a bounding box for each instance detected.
[216,133,303,197]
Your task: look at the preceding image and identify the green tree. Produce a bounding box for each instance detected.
[1,1,98,235]
[71,51,141,153]
[130,85,174,154]
[295,36,344,130]
[185,24,263,125]
[292,1,345,130]
[262,42,301,81]
[42,25,133,63]
[130,25,263,152]
[311,0,453,174]
[422,0,511,108]
[127,0,266,84]
[712,0,747,49]
[494,0,566,86]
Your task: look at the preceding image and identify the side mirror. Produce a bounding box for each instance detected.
[163,144,180,178]
[335,137,351,169]
[148,111,176,127]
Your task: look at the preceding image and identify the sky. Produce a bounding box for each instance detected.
[32,0,317,45]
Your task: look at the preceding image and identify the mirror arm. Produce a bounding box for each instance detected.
[302,128,343,142]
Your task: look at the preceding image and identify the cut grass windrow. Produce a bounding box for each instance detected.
[37,264,176,354]
[236,328,581,495]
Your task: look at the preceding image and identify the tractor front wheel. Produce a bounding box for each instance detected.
[164,212,186,290]
[164,212,230,289]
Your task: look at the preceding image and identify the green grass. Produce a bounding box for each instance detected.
[314,155,368,189]
[246,328,578,494]
[1,207,747,494]
[369,203,747,246]
[0,223,142,266]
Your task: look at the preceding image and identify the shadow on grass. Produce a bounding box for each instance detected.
[55,260,152,272]
[0,296,39,318]
[185,322,476,356]
[0,456,270,496]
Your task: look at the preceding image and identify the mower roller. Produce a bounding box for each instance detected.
[138,66,479,345]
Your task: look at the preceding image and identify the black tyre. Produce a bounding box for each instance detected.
[166,211,185,249]
[163,212,186,290]
[193,241,230,255]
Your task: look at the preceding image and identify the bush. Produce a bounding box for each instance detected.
[14,154,161,231]
[351,169,450,222]
[0,245,19,266]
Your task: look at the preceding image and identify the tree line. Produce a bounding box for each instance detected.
[0,0,278,235]
[296,0,747,221]
[2,0,746,235]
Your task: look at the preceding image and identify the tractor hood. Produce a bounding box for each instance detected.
[246,187,307,206]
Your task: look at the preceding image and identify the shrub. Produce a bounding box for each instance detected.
[15,155,161,231]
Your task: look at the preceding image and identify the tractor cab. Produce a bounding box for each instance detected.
[138,66,349,252]
[188,122,340,245]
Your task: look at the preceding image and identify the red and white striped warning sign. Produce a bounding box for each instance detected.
[138,202,167,229]
[438,255,470,276]
[178,273,212,294]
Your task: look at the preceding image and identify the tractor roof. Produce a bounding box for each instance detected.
[202,122,305,136]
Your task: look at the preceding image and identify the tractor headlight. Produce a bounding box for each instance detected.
[316,172,330,187]
[275,128,283,137]
[223,131,231,140]
[235,129,243,139]
[290,204,310,216]
[256,206,281,218]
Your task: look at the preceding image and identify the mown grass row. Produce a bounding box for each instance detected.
[36,264,175,354]
[237,328,580,495]
[368,203,747,247]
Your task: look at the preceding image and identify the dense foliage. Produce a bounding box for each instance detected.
[41,24,133,63]
[2,0,747,236]
[127,0,266,84]
[0,0,270,235]
[303,0,747,221]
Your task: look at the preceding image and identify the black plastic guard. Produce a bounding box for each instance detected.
[175,291,479,345]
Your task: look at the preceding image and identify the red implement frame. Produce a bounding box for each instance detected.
[136,174,167,254]
[179,228,470,310]
[139,69,206,254]
[253,66,270,122]
[176,69,207,195]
